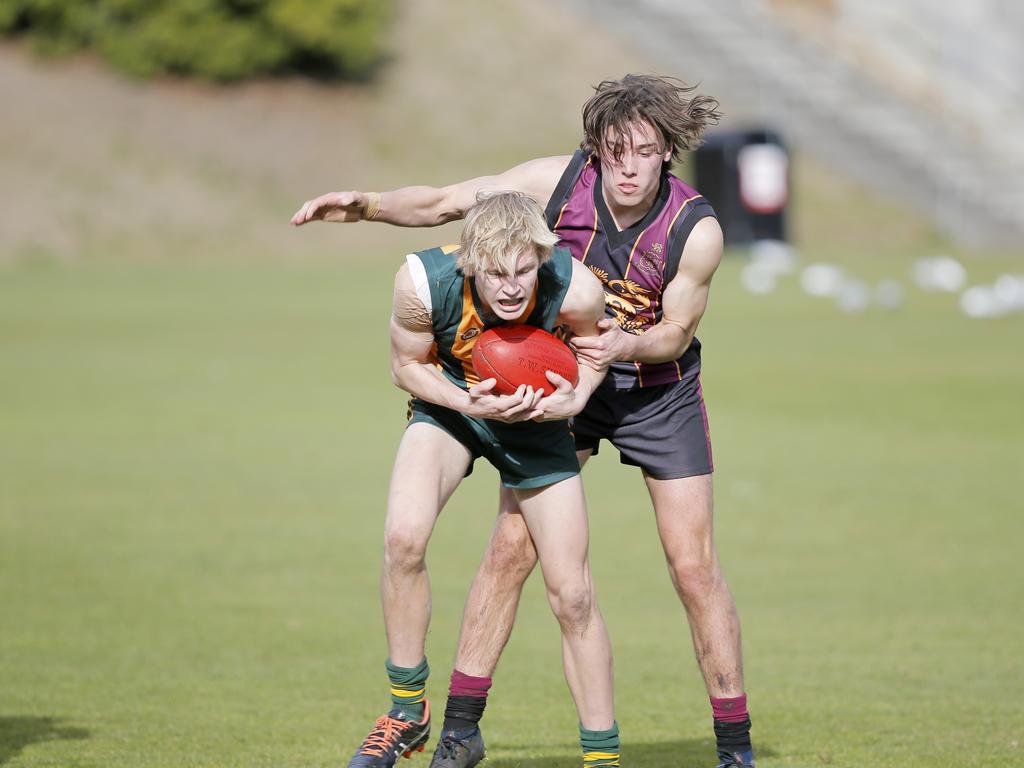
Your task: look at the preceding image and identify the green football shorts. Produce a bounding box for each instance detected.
[408,398,580,489]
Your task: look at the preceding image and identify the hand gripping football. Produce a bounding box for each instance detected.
[471,325,579,396]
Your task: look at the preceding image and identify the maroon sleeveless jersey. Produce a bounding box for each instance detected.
[544,150,717,390]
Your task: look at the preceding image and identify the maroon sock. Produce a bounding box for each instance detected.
[442,670,492,732]
[449,669,492,698]
[710,693,749,723]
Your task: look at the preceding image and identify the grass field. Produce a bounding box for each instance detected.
[2,248,1022,768]
[2,1,1023,763]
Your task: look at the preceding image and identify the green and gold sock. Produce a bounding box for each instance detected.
[385,657,429,720]
[580,721,620,768]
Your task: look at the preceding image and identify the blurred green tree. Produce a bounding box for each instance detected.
[0,0,392,80]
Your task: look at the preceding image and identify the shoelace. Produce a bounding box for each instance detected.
[434,733,469,761]
[360,714,410,757]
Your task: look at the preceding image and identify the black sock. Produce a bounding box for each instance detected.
[442,695,487,732]
[714,716,752,754]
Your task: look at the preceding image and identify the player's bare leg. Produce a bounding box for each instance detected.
[514,475,614,728]
[646,473,742,693]
[431,487,535,768]
[452,487,537,677]
[382,423,472,666]
[515,474,619,768]
[453,451,592,677]
[646,472,753,767]
[348,423,471,768]
[433,455,617,768]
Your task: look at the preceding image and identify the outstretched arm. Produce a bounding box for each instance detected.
[572,215,724,368]
[390,263,545,422]
[291,155,570,227]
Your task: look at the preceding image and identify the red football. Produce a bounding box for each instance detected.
[471,325,579,396]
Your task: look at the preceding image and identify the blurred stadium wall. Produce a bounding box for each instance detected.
[566,0,1024,247]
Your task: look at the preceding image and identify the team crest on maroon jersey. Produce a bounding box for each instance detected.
[631,242,665,278]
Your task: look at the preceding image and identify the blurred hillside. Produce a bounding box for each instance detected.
[0,0,638,265]
[0,0,956,268]
[0,0,392,81]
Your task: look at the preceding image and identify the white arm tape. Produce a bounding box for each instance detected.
[405,253,432,312]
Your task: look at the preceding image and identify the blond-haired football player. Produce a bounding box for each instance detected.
[345,191,620,768]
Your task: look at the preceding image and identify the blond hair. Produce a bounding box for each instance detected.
[457,191,559,276]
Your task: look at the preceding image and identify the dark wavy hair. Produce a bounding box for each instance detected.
[581,74,722,164]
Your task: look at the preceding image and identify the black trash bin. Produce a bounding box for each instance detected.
[694,128,789,246]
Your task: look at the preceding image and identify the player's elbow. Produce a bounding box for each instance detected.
[389,359,410,390]
[428,187,469,225]
[410,201,459,227]
[390,368,414,392]
[432,208,463,226]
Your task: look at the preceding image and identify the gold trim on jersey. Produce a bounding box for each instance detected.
[554,156,594,232]
[667,193,702,229]
[581,205,599,264]
[553,156,598,265]
[453,281,485,386]
[660,194,700,386]
[622,222,655,283]
[553,200,571,231]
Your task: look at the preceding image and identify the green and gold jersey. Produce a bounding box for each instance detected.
[406,245,574,390]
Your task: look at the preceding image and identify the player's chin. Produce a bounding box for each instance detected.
[612,190,643,207]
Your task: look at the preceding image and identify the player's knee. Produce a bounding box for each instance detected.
[483,522,537,580]
[546,579,594,630]
[383,527,428,573]
[667,548,720,601]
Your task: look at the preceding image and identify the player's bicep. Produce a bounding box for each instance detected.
[391,265,435,366]
[558,259,606,336]
[438,156,570,216]
[662,216,724,331]
[390,319,435,370]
